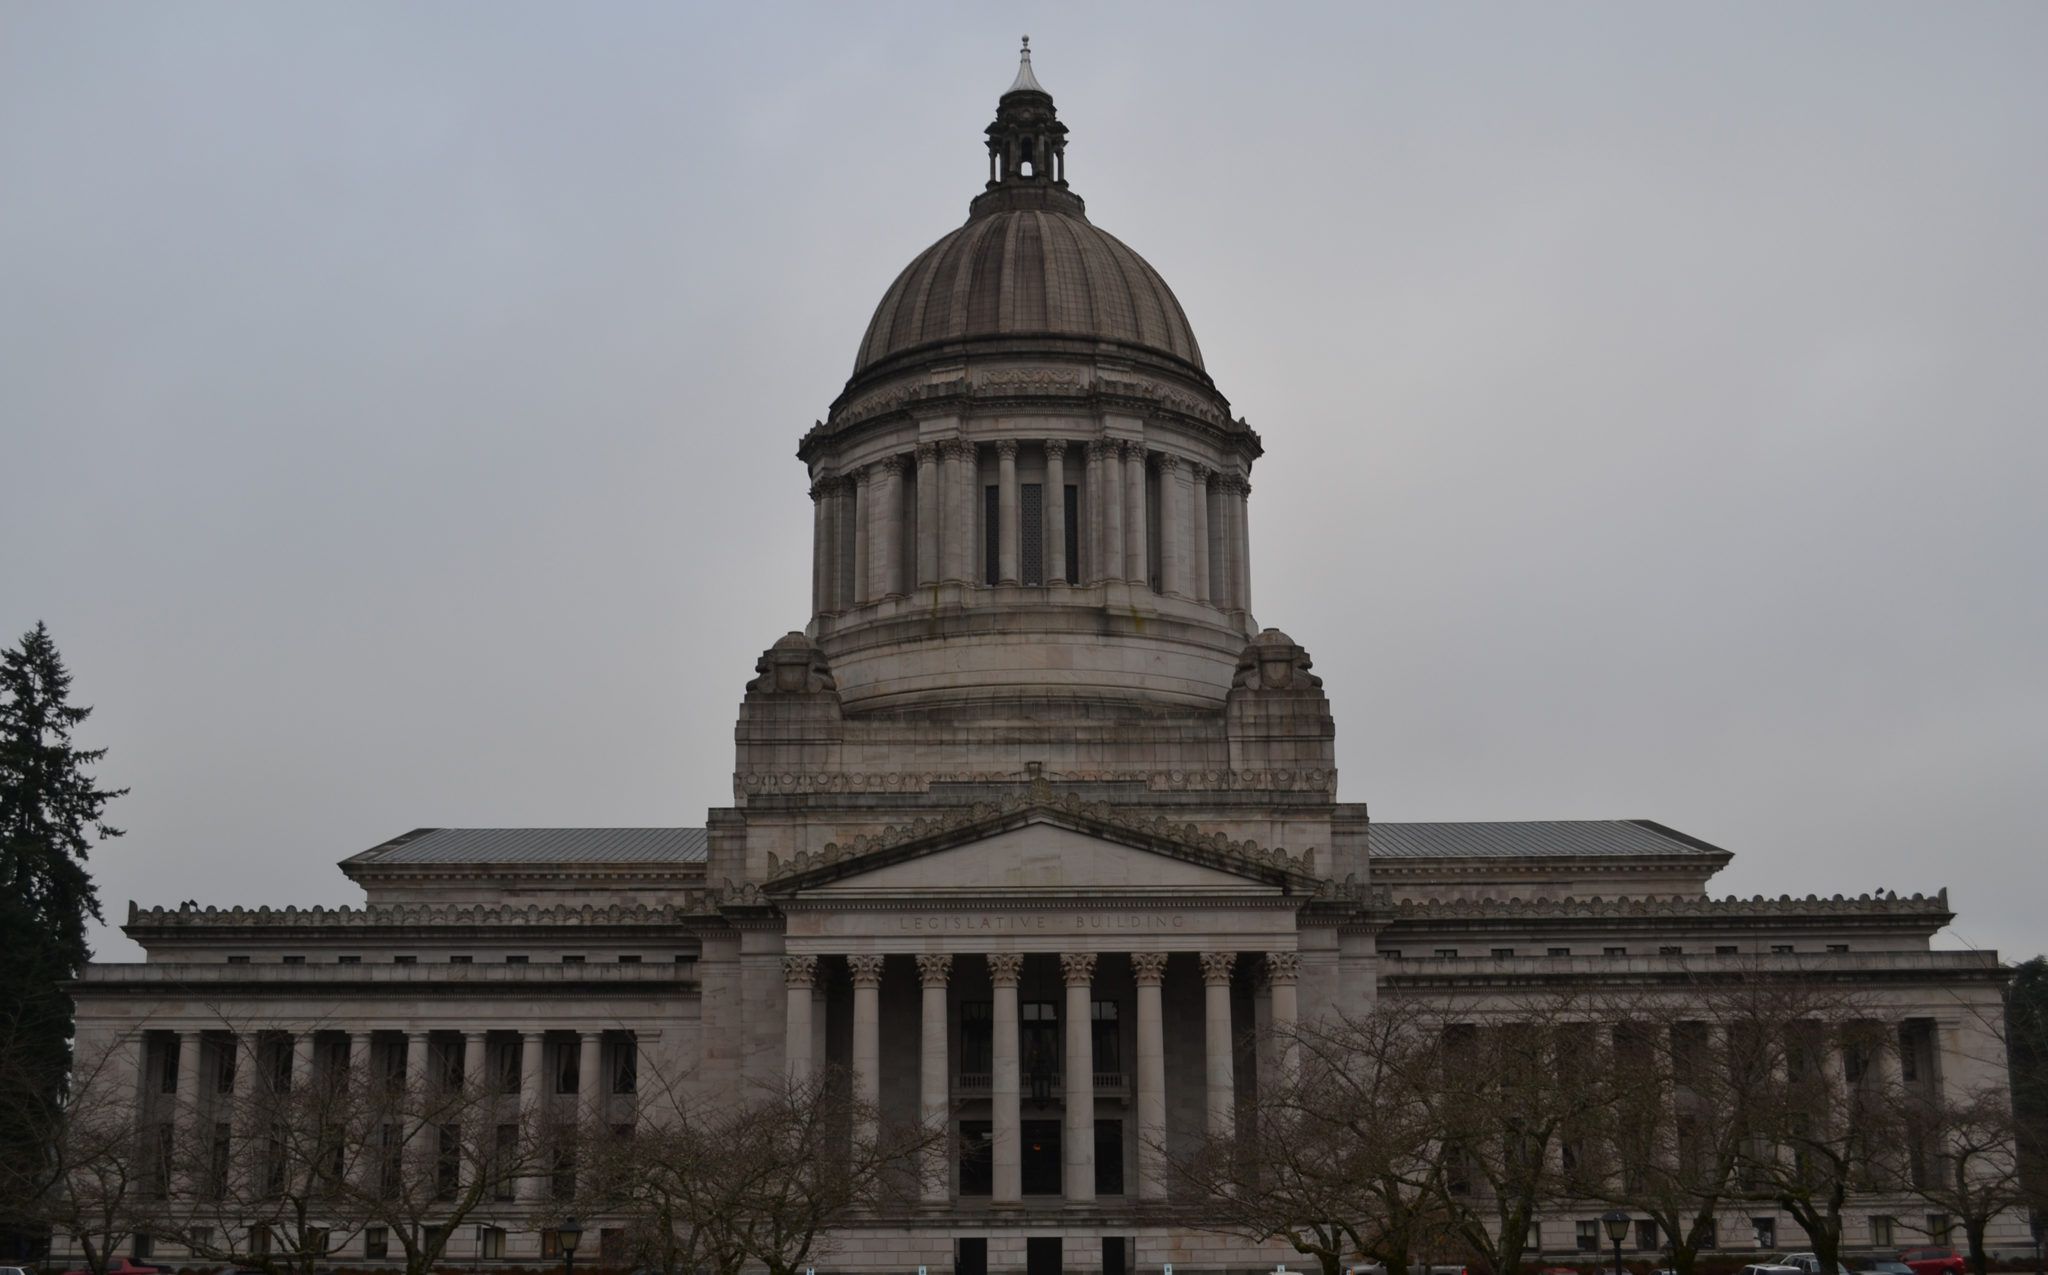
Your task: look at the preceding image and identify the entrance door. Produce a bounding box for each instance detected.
[1026,1237,1062,1275]
[1021,1119,1061,1195]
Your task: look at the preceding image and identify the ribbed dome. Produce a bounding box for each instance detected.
[853,206,1205,378]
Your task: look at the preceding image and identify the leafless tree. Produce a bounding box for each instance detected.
[27,1041,151,1275]
[1894,1080,2029,1275]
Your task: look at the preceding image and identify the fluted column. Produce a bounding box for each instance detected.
[174,1031,203,1194]
[406,1031,430,1094]
[1095,440,1123,583]
[997,440,1020,585]
[1266,952,1300,1082]
[1122,442,1149,587]
[347,1031,371,1083]
[462,1031,488,1095]
[1044,441,1068,585]
[915,443,941,587]
[1206,471,1228,607]
[783,955,817,1087]
[943,440,974,583]
[823,477,847,612]
[1189,463,1212,604]
[517,1031,545,1201]
[1060,952,1098,1203]
[577,1032,604,1128]
[291,1032,315,1092]
[810,479,830,616]
[1201,952,1236,1139]
[851,467,872,606]
[1235,475,1253,613]
[875,456,905,598]
[988,953,1024,1204]
[1131,952,1169,1201]
[1158,454,1187,597]
[917,954,953,1204]
[848,955,884,1146]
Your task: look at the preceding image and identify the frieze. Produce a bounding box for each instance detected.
[736,767,1336,795]
[821,368,1247,434]
[125,900,700,929]
[761,788,1319,884]
[1384,889,1950,920]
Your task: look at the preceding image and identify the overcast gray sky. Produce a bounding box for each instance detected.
[3,3,2043,965]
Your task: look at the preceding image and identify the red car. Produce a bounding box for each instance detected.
[1899,1249,1965,1275]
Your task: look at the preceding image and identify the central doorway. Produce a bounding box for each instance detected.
[1026,1237,1062,1275]
[1021,1118,1061,1195]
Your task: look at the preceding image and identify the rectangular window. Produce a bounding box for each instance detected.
[394,955,416,965]
[958,1238,990,1275]
[552,1146,577,1200]
[541,1231,563,1260]
[556,1043,579,1095]
[1091,1001,1121,1074]
[1697,1219,1718,1250]
[1021,482,1044,584]
[207,1122,230,1197]
[1094,1118,1125,1195]
[618,953,641,964]
[561,954,584,964]
[1064,484,1080,584]
[1636,1220,1660,1251]
[613,1038,638,1094]
[1435,948,1458,958]
[958,1119,993,1196]
[1605,946,1627,956]
[1716,945,1739,955]
[282,955,305,965]
[961,1001,993,1076]
[1547,947,1570,957]
[1752,1217,1776,1250]
[451,954,473,964]
[1928,1214,1951,1244]
[1659,945,1683,956]
[493,1124,518,1200]
[480,1228,505,1260]
[436,1123,461,1200]
[305,1229,330,1257]
[364,1227,388,1260]
[226,955,250,964]
[1382,949,1402,960]
[250,1226,271,1257]
[1576,1220,1600,1253]
[1771,944,1794,955]
[599,1230,625,1262]
[1827,944,1849,953]
[421,1226,445,1256]
[1491,947,1515,958]
[1871,1216,1895,1247]
[984,485,1000,585]
[338,955,360,964]
[188,1228,212,1253]
[132,1235,153,1261]
[158,1043,178,1094]
[506,954,528,964]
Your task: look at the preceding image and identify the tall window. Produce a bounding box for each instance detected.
[555,1041,579,1094]
[613,1036,638,1094]
[435,1123,461,1200]
[493,1124,518,1200]
[960,1001,993,1076]
[1021,1001,1059,1088]
[983,486,1000,585]
[1871,1216,1895,1247]
[1091,1001,1121,1074]
[1021,483,1044,584]
[1063,485,1080,583]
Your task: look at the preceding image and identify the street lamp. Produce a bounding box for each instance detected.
[557,1216,582,1275]
[1602,1210,1631,1275]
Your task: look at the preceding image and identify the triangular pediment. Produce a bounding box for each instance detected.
[762,793,1320,898]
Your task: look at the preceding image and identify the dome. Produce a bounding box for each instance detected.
[852,207,1206,379]
[846,40,1206,386]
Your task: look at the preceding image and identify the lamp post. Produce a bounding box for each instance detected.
[557,1216,582,1275]
[1602,1210,1631,1275]
[2029,1208,2042,1275]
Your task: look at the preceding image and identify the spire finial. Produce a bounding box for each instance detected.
[1008,34,1045,94]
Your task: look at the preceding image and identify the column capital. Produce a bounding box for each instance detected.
[995,438,1020,459]
[1265,951,1301,986]
[1059,952,1098,986]
[943,437,975,461]
[809,478,830,502]
[1157,452,1181,475]
[915,953,953,987]
[1130,952,1169,986]
[847,953,885,988]
[914,441,940,466]
[1044,438,1068,459]
[1118,438,1145,460]
[1089,437,1118,460]
[1200,951,1237,985]
[1190,461,1211,483]
[783,954,817,989]
[987,952,1024,987]
[854,465,873,488]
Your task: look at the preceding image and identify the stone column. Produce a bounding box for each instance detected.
[517,1032,545,1202]
[1236,475,1253,613]
[917,954,953,1205]
[1060,952,1098,1203]
[1201,951,1236,1139]
[823,477,848,612]
[174,1030,203,1193]
[989,953,1024,1205]
[943,440,974,583]
[1095,440,1124,584]
[1266,952,1301,1082]
[1131,952,1169,1201]
[462,1031,487,1096]
[347,1031,371,1083]
[1122,442,1149,587]
[810,479,830,616]
[848,955,884,1146]
[461,1032,489,1190]
[875,456,905,599]
[1206,471,1229,607]
[1044,441,1068,585]
[996,440,1020,584]
[1189,463,1212,604]
[851,467,871,606]
[578,1032,605,1128]
[405,1031,430,1094]
[783,955,817,1087]
[915,443,941,587]
[1158,454,1186,597]
[291,1032,316,1093]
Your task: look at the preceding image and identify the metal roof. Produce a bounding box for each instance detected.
[1368,819,1729,860]
[353,827,708,866]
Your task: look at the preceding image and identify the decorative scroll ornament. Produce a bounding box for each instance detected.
[915,953,953,986]
[1199,951,1236,984]
[1129,952,1169,985]
[987,953,1024,986]
[1264,951,1301,986]
[783,954,817,988]
[847,954,886,988]
[1058,952,1098,985]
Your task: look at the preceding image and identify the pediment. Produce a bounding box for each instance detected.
[762,793,1321,898]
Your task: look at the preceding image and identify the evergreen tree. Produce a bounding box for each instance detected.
[0,622,125,1250]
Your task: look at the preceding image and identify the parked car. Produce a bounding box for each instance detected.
[59,1262,159,1275]
[1861,1263,1917,1275]
[1740,1264,1805,1275]
[1899,1250,1965,1275]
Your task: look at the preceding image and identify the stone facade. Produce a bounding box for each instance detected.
[67,41,2025,1275]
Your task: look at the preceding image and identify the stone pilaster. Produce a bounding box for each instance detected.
[1201,951,1236,1139]
[1060,951,1098,1203]
[1044,440,1068,585]
[809,478,831,616]
[1189,462,1212,604]
[1130,951,1169,1201]
[997,440,1020,585]
[915,443,941,588]
[1093,439,1123,584]
[1158,453,1186,596]
[942,440,974,583]
[988,952,1024,1204]
[851,466,872,606]
[1122,441,1148,587]
[848,954,884,1146]
[1266,951,1300,1082]
[875,455,906,599]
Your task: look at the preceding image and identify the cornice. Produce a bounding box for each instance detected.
[737,766,1336,798]
[125,900,704,936]
[1381,889,1951,922]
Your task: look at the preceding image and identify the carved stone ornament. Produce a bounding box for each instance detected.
[1044,438,1067,459]
[996,438,1019,459]
[1129,952,1169,985]
[736,767,1336,798]
[1059,952,1098,985]
[987,952,1024,986]
[745,631,839,696]
[914,442,940,465]
[1230,628,1323,691]
[1199,951,1236,984]
[783,954,817,988]
[915,953,953,986]
[1265,951,1301,986]
[1157,453,1181,476]
[847,953,886,988]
